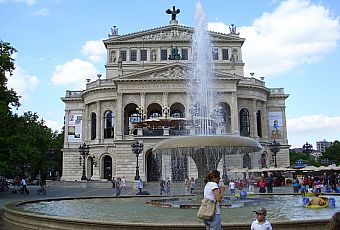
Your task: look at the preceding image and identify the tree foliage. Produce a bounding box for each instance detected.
[320,140,340,165]
[0,40,63,179]
[289,151,320,167]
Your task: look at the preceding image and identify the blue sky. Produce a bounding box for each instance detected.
[1,0,339,148]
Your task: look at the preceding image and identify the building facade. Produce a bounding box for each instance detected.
[61,16,290,182]
[316,139,332,153]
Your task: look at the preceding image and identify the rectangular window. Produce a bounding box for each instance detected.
[120,50,127,61]
[222,49,229,60]
[130,50,137,61]
[181,48,188,60]
[161,49,168,60]
[212,48,219,60]
[141,50,147,61]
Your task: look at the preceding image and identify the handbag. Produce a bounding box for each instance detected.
[197,198,216,220]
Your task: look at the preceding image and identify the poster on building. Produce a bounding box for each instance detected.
[268,111,283,139]
[68,114,82,142]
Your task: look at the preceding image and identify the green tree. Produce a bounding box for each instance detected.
[320,140,340,165]
[289,151,320,167]
[0,40,21,176]
[0,41,63,179]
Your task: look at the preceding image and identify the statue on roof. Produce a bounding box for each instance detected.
[166,6,180,21]
[229,24,240,35]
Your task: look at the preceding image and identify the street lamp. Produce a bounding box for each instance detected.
[79,143,90,181]
[303,142,313,155]
[131,141,144,180]
[270,140,281,168]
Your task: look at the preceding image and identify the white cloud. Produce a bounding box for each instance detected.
[81,39,106,63]
[51,58,98,88]
[44,119,63,132]
[33,8,50,16]
[7,65,39,100]
[208,0,340,77]
[287,115,340,147]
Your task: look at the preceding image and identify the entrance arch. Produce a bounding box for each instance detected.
[103,155,112,179]
[146,149,161,182]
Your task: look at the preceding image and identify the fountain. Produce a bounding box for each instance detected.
[152,2,262,189]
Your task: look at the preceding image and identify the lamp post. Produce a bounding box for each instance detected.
[270,140,280,168]
[131,141,144,180]
[303,142,313,155]
[79,143,90,181]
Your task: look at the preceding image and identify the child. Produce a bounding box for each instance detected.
[300,184,306,197]
[251,207,272,230]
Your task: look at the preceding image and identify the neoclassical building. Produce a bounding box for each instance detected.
[61,13,290,182]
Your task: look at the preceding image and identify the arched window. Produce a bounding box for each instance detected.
[239,108,250,137]
[104,110,114,138]
[91,113,96,140]
[256,110,262,138]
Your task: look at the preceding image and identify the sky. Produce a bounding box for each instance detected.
[1,0,340,149]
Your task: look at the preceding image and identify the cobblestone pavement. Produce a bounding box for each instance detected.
[0,181,296,230]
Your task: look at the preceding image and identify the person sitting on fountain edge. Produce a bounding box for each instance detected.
[202,169,225,230]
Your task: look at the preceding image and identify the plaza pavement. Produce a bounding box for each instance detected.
[0,180,295,230]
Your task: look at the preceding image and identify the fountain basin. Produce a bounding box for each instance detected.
[4,195,337,230]
[153,135,262,153]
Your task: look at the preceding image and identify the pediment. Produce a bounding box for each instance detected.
[104,25,244,45]
[115,63,242,82]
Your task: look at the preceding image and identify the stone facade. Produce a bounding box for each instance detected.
[61,20,290,182]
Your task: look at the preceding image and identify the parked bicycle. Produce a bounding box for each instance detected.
[0,180,9,192]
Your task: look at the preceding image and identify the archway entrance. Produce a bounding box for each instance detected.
[103,155,112,179]
[146,150,161,182]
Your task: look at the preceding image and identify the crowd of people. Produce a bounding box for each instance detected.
[292,172,340,194]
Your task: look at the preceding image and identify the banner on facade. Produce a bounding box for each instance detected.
[268,111,282,139]
[68,114,82,142]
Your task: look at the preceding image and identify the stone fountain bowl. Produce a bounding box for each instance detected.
[153,135,262,154]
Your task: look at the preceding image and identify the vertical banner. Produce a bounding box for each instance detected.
[268,111,283,139]
[68,114,82,142]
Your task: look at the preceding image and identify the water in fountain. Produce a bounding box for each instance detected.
[188,1,216,136]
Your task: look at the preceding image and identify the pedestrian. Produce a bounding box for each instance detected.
[136,178,143,195]
[121,176,127,190]
[111,176,116,189]
[257,177,266,193]
[229,179,235,194]
[202,169,225,230]
[248,174,255,193]
[251,207,272,230]
[115,177,121,196]
[160,179,166,195]
[267,174,274,193]
[21,177,29,194]
[185,177,191,194]
[292,176,300,193]
[190,177,196,194]
[166,177,171,194]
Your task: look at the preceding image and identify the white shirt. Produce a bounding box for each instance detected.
[251,220,272,230]
[21,179,27,186]
[229,181,235,189]
[203,181,220,214]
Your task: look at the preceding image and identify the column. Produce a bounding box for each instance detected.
[64,110,70,145]
[231,92,239,134]
[281,107,288,144]
[116,93,123,140]
[252,99,258,138]
[96,101,101,144]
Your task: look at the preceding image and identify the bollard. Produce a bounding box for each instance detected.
[329,197,336,208]
[302,197,310,207]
